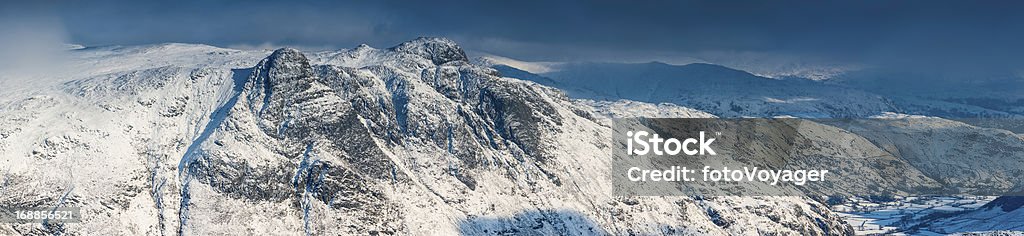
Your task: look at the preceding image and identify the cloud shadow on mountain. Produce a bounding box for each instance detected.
[457,209,605,235]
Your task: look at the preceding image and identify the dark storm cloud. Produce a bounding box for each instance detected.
[4,0,1024,71]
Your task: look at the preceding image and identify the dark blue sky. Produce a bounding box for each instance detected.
[4,0,1024,71]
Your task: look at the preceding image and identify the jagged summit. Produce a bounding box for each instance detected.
[245,48,322,138]
[252,48,314,86]
[263,48,311,70]
[389,37,468,65]
[268,47,304,58]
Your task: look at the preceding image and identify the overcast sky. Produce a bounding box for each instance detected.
[4,0,1024,72]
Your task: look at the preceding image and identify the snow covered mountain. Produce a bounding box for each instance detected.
[480,55,1024,234]
[484,60,1023,119]
[0,38,859,235]
[492,61,898,118]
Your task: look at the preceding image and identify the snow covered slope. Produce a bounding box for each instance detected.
[483,56,1024,235]
[0,38,856,235]
[915,196,1024,234]
[491,61,897,118]
[483,60,1024,119]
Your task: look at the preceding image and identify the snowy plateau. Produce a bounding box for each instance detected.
[0,37,1021,235]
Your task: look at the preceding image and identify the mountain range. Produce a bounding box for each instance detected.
[0,37,1021,235]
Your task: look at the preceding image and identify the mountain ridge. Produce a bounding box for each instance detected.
[6,38,1021,235]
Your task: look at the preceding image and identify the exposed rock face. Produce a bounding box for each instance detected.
[0,38,855,235]
[390,37,469,65]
